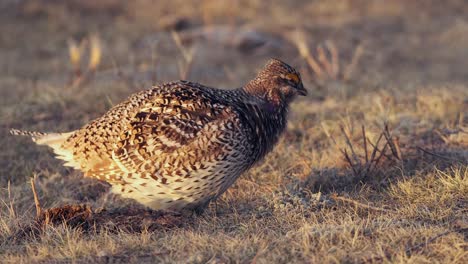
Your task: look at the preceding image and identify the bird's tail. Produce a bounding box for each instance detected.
[10,128,74,154]
[10,128,45,141]
[11,128,82,169]
[10,128,69,144]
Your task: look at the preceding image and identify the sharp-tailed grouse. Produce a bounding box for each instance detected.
[11,58,307,212]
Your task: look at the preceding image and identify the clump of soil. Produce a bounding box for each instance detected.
[11,204,184,242]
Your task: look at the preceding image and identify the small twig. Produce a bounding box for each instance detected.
[416,146,464,163]
[316,45,333,77]
[368,133,384,164]
[373,141,389,168]
[330,194,391,213]
[366,136,394,161]
[340,125,358,164]
[392,137,403,160]
[30,177,42,218]
[343,149,360,177]
[362,132,385,178]
[365,139,390,180]
[362,125,368,164]
[383,123,401,160]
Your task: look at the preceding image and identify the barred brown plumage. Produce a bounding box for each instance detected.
[11,58,307,213]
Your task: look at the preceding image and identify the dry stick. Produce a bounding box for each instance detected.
[373,141,389,168]
[325,40,339,78]
[340,125,355,156]
[392,137,403,160]
[363,133,387,178]
[316,45,333,77]
[362,125,368,164]
[367,132,384,165]
[344,149,360,177]
[416,146,464,163]
[366,136,394,161]
[330,194,391,213]
[340,125,360,167]
[382,123,400,160]
[30,178,42,218]
[323,123,361,176]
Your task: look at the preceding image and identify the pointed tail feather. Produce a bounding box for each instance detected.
[10,128,47,142]
[10,128,73,147]
[10,128,77,166]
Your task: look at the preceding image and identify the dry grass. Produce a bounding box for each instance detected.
[1,0,467,263]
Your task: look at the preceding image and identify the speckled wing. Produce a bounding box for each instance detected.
[108,100,231,178]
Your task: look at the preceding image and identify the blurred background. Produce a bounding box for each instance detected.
[1,0,467,183]
[2,0,468,85]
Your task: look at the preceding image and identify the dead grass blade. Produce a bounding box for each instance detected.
[330,193,392,213]
[416,146,465,163]
[6,181,16,218]
[30,177,42,218]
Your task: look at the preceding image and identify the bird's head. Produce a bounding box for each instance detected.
[244,58,307,106]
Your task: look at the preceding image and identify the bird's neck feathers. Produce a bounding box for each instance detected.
[237,86,289,162]
[243,76,288,110]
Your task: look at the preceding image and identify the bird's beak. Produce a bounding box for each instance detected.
[297,83,308,96]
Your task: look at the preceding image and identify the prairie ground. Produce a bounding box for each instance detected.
[0,0,467,263]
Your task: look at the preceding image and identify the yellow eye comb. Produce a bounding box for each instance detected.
[286,73,300,83]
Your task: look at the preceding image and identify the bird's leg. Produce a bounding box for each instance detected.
[192,199,212,215]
